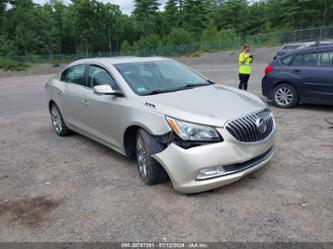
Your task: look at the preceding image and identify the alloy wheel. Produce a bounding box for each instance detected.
[136,135,148,178]
[274,86,294,106]
[50,105,63,134]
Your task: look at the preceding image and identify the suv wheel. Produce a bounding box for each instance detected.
[272,83,298,108]
[136,129,168,185]
[50,103,71,136]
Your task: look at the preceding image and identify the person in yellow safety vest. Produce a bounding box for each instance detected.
[238,44,253,90]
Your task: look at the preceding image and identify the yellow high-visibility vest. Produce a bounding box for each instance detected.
[239,52,252,75]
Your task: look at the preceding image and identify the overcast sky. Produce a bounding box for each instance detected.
[33,0,166,15]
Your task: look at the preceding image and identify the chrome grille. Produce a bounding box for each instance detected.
[226,109,274,143]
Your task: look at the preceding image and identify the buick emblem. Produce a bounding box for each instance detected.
[255,117,267,133]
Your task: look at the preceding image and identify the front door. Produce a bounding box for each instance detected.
[299,50,333,104]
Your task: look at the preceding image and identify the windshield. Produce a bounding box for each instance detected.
[115,60,211,96]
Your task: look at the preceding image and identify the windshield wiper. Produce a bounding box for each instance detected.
[145,89,176,96]
[144,81,214,96]
[177,82,213,91]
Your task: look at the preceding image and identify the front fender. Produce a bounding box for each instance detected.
[116,101,172,154]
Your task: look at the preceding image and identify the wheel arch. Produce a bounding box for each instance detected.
[123,124,171,182]
[123,125,141,158]
[271,80,301,103]
[48,100,56,111]
[123,124,158,158]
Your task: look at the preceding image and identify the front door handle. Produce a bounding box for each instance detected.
[81,99,90,106]
[291,69,301,74]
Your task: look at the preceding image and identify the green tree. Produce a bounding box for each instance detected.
[120,40,132,54]
[182,0,210,38]
[133,0,160,35]
[213,0,248,34]
[4,0,59,55]
[166,27,193,46]
[164,0,184,29]
[0,34,16,55]
[200,22,218,42]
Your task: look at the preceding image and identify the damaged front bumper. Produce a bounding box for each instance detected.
[152,128,276,193]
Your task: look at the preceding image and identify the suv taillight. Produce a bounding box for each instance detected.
[265,65,273,76]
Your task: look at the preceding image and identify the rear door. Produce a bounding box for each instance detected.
[300,50,333,104]
[60,64,89,130]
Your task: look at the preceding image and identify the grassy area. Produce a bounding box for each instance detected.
[0,60,29,71]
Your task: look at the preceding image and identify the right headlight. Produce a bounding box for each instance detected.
[166,116,222,142]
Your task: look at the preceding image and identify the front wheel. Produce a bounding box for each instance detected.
[272,83,298,108]
[136,129,168,185]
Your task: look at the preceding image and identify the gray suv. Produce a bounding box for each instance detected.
[263,45,333,108]
[46,57,276,193]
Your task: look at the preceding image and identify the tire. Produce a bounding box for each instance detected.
[136,128,168,185]
[49,103,72,136]
[272,83,298,108]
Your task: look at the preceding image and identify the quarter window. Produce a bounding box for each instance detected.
[61,64,86,86]
[88,65,117,89]
[280,56,292,65]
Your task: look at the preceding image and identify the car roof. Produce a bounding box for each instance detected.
[280,44,333,58]
[71,56,170,66]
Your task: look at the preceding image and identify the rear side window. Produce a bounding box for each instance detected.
[290,54,303,66]
[87,65,118,89]
[61,64,86,86]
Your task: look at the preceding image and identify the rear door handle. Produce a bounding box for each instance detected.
[57,90,64,96]
[291,70,301,74]
[81,99,90,106]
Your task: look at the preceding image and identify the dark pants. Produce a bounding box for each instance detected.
[239,73,250,90]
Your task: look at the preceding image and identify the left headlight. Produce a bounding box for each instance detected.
[166,116,222,142]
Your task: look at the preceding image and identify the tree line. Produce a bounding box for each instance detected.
[0,0,332,56]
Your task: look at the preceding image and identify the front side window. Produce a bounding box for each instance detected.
[303,52,320,67]
[318,51,333,66]
[88,65,117,89]
[115,60,211,96]
[61,64,86,86]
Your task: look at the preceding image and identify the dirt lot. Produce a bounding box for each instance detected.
[0,59,332,242]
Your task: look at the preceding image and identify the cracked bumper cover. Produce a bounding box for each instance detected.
[152,128,276,193]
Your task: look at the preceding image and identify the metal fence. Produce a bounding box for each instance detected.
[1,26,333,63]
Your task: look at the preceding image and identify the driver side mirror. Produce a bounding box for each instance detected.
[93,85,117,95]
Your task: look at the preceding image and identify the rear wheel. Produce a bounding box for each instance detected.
[136,129,168,185]
[50,103,71,136]
[272,83,298,108]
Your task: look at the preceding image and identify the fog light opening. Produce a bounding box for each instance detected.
[196,166,226,180]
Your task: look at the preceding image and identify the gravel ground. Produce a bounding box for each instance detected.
[0,59,332,242]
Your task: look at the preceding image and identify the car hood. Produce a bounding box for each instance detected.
[143,84,267,127]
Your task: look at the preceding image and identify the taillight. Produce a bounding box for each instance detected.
[265,65,273,75]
